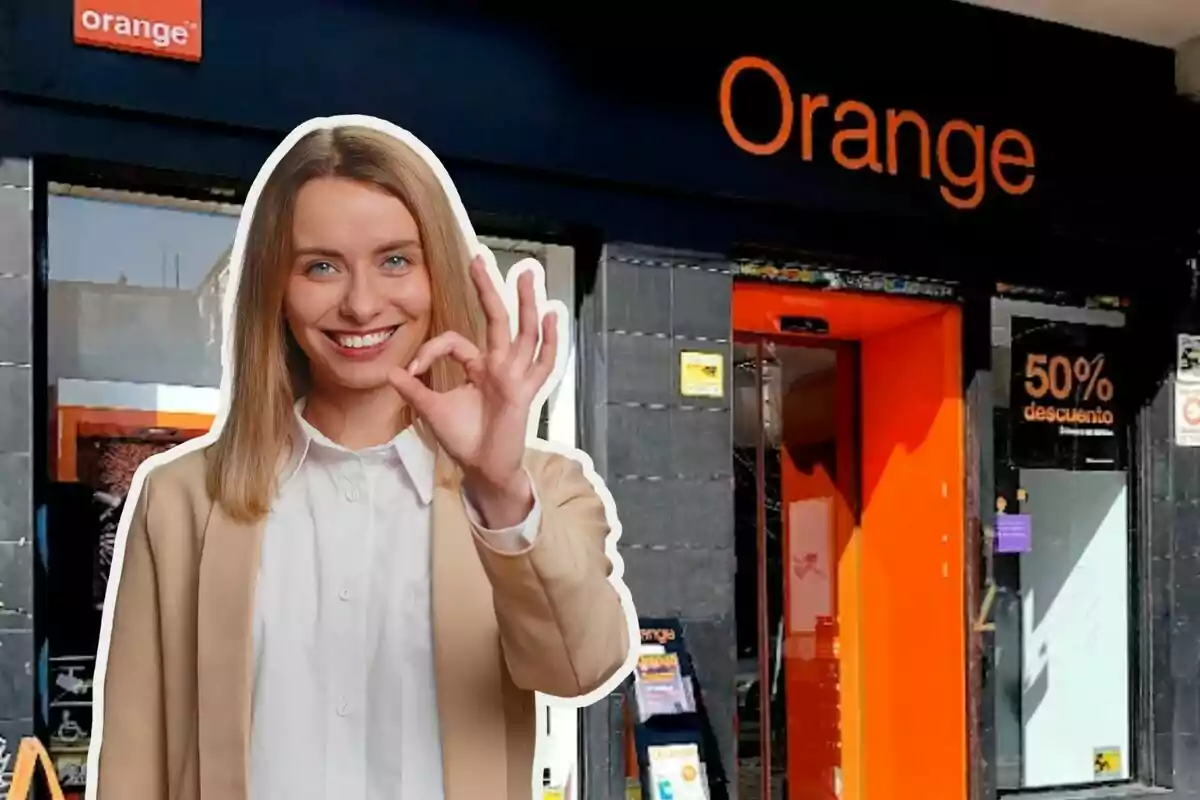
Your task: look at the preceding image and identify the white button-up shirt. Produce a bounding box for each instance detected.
[249,407,540,800]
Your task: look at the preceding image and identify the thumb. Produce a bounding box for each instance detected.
[387,366,439,415]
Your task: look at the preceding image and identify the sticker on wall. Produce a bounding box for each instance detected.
[1179,334,1200,383]
[679,351,724,399]
[1093,746,1122,779]
[52,751,88,789]
[1176,384,1200,448]
[994,513,1032,554]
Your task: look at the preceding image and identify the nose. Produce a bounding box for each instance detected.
[338,266,384,323]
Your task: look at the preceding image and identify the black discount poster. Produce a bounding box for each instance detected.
[1009,317,1126,471]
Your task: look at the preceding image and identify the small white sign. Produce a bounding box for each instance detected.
[1178,334,1200,383]
[1176,383,1200,448]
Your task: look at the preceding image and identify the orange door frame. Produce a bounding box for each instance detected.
[734,282,966,800]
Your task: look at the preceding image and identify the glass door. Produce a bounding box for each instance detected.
[734,335,860,800]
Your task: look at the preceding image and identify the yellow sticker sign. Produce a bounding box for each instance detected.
[1093,746,1122,779]
[680,351,724,399]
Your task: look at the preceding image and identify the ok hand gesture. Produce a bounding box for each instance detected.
[388,254,559,527]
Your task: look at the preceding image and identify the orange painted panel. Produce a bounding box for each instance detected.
[832,348,862,800]
[859,307,965,799]
[778,344,860,800]
[54,406,215,482]
[732,282,946,341]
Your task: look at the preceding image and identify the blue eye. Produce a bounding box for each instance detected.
[383,255,410,271]
[305,261,337,277]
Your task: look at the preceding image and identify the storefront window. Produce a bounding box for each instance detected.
[47,185,238,386]
[42,183,239,789]
[989,296,1132,791]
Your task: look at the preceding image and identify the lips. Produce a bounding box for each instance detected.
[325,326,398,350]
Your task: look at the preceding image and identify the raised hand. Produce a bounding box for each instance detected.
[388,254,558,527]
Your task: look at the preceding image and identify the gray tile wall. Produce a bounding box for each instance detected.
[1163,367,1200,797]
[0,158,35,772]
[580,243,737,799]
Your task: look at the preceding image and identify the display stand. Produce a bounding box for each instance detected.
[624,618,729,800]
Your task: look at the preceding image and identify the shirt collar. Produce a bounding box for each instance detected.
[279,400,436,505]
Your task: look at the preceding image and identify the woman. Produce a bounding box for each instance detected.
[89,120,633,800]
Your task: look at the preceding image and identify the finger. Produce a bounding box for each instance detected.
[387,366,440,416]
[514,271,539,366]
[531,309,559,385]
[408,331,483,377]
[470,256,511,356]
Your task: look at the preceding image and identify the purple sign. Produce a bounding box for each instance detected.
[995,513,1032,554]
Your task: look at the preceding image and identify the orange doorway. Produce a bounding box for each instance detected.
[732,282,965,800]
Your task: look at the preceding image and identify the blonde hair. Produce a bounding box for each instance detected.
[207,126,485,521]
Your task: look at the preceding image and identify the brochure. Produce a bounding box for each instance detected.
[634,652,694,721]
[647,744,708,800]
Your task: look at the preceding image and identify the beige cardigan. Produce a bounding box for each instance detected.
[92,446,631,799]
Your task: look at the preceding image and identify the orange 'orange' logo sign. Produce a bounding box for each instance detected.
[719,55,1036,211]
[73,0,202,63]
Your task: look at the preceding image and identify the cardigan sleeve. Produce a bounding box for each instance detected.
[93,475,168,799]
[469,451,633,699]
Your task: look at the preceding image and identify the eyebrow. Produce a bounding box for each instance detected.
[293,240,422,259]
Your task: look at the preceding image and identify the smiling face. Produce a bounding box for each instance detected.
[283,176,433,394]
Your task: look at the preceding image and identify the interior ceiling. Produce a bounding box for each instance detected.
[957,0,1200,47]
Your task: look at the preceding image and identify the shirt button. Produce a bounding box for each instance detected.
[338,588,350,601]
[336,702,350,717]
[344,483,361,502]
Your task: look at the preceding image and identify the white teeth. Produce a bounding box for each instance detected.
[334,328,395,349]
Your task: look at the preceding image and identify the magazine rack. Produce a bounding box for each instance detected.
[625,617,729,800]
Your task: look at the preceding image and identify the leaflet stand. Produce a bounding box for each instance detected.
[625,617,729,800]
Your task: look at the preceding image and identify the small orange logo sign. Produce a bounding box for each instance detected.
[73,0,202,63]
[1184,394,1200,427]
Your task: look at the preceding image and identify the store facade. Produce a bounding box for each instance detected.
[0,2,1198,799]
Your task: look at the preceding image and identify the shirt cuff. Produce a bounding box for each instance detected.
[460,470,541,554]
